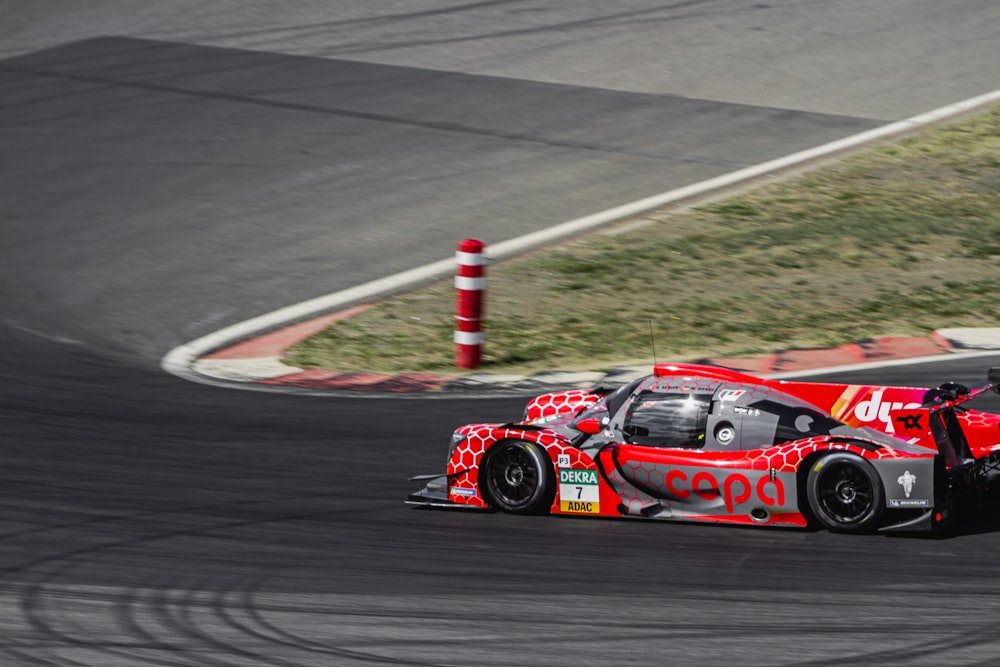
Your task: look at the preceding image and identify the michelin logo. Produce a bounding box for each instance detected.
[889,470,929,507]
[897,470,916,498]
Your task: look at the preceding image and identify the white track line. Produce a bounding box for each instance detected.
[162,88,1000,384]
[770,349,1000,380]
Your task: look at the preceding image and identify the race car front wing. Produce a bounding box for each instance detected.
[406,473,488,510]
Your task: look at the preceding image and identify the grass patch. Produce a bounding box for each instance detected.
[286,106,1000,374]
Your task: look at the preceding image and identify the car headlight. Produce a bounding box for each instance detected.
[447,432,467,462]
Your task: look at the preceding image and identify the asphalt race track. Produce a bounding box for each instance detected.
[4,344,1000,666]
[3,3,1000,666]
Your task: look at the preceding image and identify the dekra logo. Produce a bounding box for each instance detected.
[560,469,598,485]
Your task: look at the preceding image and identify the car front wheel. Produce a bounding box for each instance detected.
[481,440,553,514]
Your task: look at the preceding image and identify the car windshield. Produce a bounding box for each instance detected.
[571,377,645,427]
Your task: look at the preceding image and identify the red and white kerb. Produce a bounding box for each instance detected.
[454,238,486,369]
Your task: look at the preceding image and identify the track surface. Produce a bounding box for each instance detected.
[4,335,1000,666]
[3,2,1000,665]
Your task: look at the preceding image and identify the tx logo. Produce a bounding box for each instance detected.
[853,389,921,433]
[897,470,916,498]
[894,414,923,431]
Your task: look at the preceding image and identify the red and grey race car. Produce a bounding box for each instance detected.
[408,363,1000,532]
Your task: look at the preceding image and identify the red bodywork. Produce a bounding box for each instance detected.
[424,364,1000,531]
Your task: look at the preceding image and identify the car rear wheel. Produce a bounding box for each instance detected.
[481,440,552,514]
[806,452,884,532]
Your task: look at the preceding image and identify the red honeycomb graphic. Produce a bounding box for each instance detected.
[601,453,659,515]
[446,425,567,508]
[524,390,601,422]
[753,437,913,472]
[959,410,1000,457]
[599,448,817,525]
[609,435,915,475]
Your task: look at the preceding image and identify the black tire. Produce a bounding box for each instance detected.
[806,452,884,532]
[480,440,553,514]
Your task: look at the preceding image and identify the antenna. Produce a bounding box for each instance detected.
[648,320,657,365]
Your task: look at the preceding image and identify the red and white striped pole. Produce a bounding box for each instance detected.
[454,238,486,369]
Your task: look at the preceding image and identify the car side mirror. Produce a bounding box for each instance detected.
[989,367,1000,393]
[574,418,603,435]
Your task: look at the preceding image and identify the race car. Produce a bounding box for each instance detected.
[408,363,1000,532]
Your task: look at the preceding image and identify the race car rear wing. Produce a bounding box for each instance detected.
[889,368,1000,466]
[921,367,1000,409]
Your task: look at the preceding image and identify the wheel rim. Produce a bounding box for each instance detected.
[487,444,540,509]
[817,462,875,524]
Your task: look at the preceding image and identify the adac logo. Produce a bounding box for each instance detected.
[853,389,921,433]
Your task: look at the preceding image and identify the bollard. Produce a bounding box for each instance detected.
[454,239,486,369]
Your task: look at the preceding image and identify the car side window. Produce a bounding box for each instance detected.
[623,392,710,449]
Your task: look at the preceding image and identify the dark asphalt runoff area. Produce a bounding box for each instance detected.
[0,36,883,362]
[3,2,1000,665]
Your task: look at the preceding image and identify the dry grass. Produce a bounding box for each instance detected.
[287,106,1000,374]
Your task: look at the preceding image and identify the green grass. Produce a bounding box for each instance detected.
[286,106,1000,374]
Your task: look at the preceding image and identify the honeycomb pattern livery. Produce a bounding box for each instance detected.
[613,435,917,475]
[616,457,793,511]
[447,469,487,509]
[524,390,601,422]
[959,410,1000,457]
[599,435,933,526]
[599,447,808,526]
[959,410,1000,429]
[596,451,660,516]
[446,425,566,507]
[750,437,911,472]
